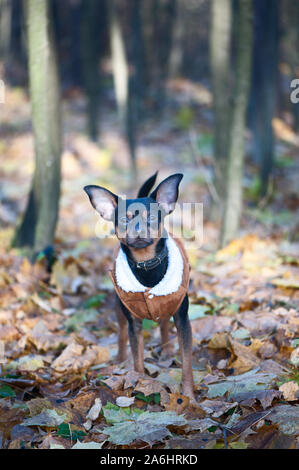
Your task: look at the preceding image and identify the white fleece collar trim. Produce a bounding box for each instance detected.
[114,234,184,297]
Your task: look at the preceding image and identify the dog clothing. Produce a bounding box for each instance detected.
[109,234,190,322]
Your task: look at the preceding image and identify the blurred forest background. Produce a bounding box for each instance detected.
[0,0,298,253]
[0,0,299,450]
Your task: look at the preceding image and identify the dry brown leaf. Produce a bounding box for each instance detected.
[199,399,238,418]
[231,389,282,410]
[29,320,66,351]
[135,377,166,396]
[164,393,190,414]
[258,342,277,359]
[279,381,299,401]
[123,370,142,389]
[248,338,264,354]
[245,423,296,449]
[66,389,100,422]
[208,332,231,349]
[50,262,82,294]
[102,375,125,391]
[0,325,20,342]
[192,316,233,343]
[229,340,260,374]
[26,398,52,416]
[51,342,109,372]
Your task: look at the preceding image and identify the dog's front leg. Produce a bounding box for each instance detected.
[160,318,174,356]
[119,302,144,373]
[128,317,144,373]
[174,295,195,402]
[115,295,128,363]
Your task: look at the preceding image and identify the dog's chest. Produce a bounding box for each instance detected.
[109,235,190,322]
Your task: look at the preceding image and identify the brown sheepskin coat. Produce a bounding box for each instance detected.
[109,236,190,322]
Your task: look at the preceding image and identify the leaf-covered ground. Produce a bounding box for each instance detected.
[0,84,298,449]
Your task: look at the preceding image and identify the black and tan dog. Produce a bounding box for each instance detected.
[84,173,195,401]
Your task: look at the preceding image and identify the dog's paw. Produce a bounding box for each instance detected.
[160,343,175,358]
[182,387,197,405]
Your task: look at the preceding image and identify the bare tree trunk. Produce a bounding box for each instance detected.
[108,0,129,121]
[169,0,184,78]
[150,0,177,111]
[81,0,102,141]
[210,0,232,203]
[250,0,278,196]
[131,0,147,105]
[108,0,137,177]
[221,0,253,247]
[284,0,299,133]
[13,0,62,256]
[0,0,12,61]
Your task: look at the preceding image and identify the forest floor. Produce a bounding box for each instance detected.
[0,82,298,449]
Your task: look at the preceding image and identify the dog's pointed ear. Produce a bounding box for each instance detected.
[150,173,183,214]
[137,171,158,198]
[84,185,119,221]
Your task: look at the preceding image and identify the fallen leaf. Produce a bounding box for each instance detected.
[157,368,205,394]
[0,385,16,398]
[229,410,271,436]
[258,342,277,359]
[231,389,282,410]
[192,316,233,343]
[8,354,45,371]
[29,320,66,351]
[229,340,260,374]
[165,434,216,449]
[164,393,190,414]
[199,399,238,418]
[116,396,135,408]
[27,398,52,416]
[52,342,109,372]
[267,405,299,435]
[206,369,277,399]
[279,381,299,401]
[290,348,299,367]
[86,398,102,420]
[0,325,19,342]
[272,278,299,289]
[135,377,166,396]
[21,409,67,428]
[185,418,219,432]
[102,375,125,391]
[103,408,187,446]
[208,332,231,349]
[71,441,104,449]
[245,424,296,449]
[39,435,68,449]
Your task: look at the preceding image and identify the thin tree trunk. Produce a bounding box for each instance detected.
[13,0,62,256]
[250,0,278,196]
[70,0,82,87]
[151,0,177,110]
[131,0,147,105]
[108,0,137,177]
[81,0,102,141]
[108,0,129,121]
[0,0,12,61]
[286,0,299,133]
[221,0,253,247]
[169,0,184,78]
[210,0,232,203]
